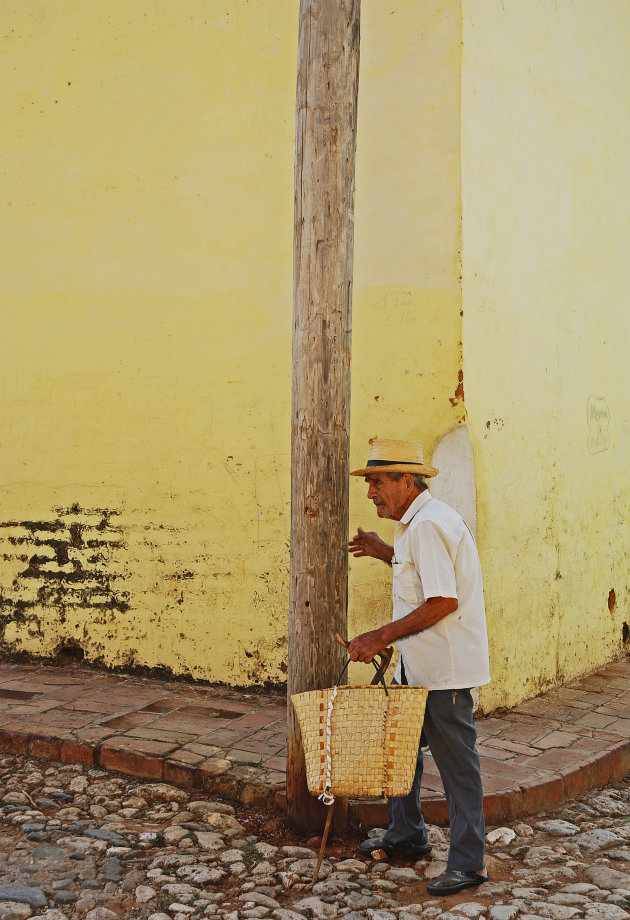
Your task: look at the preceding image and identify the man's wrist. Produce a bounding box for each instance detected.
[378,624,393,647]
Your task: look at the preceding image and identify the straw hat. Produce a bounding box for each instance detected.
[351,438,438,478]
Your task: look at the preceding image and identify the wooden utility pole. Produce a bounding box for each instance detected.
[288,0,361,834]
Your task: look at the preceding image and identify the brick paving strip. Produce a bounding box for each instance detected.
[0,656,628,827]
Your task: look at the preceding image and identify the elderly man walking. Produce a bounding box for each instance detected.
[347,438,490,896]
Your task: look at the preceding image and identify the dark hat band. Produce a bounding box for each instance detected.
[366,459,422,467]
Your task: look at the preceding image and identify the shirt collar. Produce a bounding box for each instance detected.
[399,489,432,525]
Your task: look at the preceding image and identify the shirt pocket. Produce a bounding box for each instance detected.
[392,560,420,605]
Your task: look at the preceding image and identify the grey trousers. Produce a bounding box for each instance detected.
[383,685,486,872]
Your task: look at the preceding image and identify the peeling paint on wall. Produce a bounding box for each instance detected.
[0,495,292,686]
[0,504,130,656]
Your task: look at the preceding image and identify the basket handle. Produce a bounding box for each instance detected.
[334,650,388,696]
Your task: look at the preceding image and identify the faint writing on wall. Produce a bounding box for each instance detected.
[587,396,610,454]
[371,291,419,327]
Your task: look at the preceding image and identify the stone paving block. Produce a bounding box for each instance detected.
[0,719,60,737]
[596,703,630,717]
[478,758,537,783]
[514,698,557,716]
[543,705,590,723]
[239,781,276,806]
[147,716,230,735]
[174,703,230,716]
[234,738,285,756]
[64,699,128,714]
[43,685,93,701]
[574,712,619,729]
[592,728,628,741]
[574,736,614,752]
[610,741,630,779]
[479,773,519,793]
[476,743,515,761]
[74,725,116,744]
[98,713,153,730]
[39,711,99,730]
[139,698,184,713]
[581,751,613,789]
[0,681,60,694]
[501,722,548,744]
[196,728,248,746]
[125,727,199,744]
[263,771,286,785]
[554,698,593,711]
[262,732,287,748]
[510,713,563,731]
[163,759,198,788]
[61,740,96,766]
[532,730,580,750]
[229,762,264,783]
[484,737,542,757]
[167,748,205,765]
[80,675,125,688]
[262,755,287,771]
[229,713,285,732]
[0,728,30,754]
[22,673,83,685]
[88,692,162,706]
[482,788,524,823]
[524,748,583,771]
[200,772,241,801]
[603,676,630,689]
[182,742,222,757]
[559,763,591,799]
[29,734,65,760]
[519,774,564,815]
[227,749,263,765]
[99,746,164,779]
[476,717,512,737]
[199,757,232,776]
[101,736,178,756]
[0,700,60,714]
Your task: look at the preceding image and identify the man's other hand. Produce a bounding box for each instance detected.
[348,527,394,564]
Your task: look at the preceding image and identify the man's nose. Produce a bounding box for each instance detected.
[367,484,376,498]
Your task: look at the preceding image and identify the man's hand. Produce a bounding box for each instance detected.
[348,628,389,664]
[348,527,394,565]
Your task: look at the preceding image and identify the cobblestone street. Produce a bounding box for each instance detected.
[0,753,627,920]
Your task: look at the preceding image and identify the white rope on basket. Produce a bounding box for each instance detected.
[317,684,338,806]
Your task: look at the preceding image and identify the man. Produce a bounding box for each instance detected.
[347,437,490,896]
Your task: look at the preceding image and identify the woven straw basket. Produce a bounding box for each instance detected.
[292,683,428,799]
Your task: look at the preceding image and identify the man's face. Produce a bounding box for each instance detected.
[365,472,415,521]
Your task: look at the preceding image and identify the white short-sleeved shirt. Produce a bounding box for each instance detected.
[392,490,490,691]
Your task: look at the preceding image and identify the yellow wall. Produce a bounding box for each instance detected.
[1,1,463,683]
[461,0,630,710]
[1,0,296,680]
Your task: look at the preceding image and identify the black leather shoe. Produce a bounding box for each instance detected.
[358,836,432,858]
[426,868,489,895]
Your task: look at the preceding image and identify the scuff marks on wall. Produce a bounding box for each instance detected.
[0,504,130,656]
